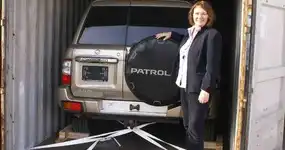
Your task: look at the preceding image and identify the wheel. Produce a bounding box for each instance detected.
[129,120,138,129]
[122,120,138,129]
[124,36,181,106]
[71,117,90,133]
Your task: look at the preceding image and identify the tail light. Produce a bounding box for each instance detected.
[61,59,72,85]
[63,101,82,112]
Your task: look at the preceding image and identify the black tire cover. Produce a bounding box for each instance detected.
[125,36,180,106]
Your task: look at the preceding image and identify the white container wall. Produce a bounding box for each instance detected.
[245,0,285,149]
[4,0,92,150]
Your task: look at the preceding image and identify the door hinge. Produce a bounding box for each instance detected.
[0,88,4,95]
[242,98,247,108]
[1,18,6,27]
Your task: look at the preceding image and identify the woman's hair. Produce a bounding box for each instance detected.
[188,1,216,27]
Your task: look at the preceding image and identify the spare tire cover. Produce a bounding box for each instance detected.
[125,36,180,106]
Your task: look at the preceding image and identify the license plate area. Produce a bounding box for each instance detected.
[82,66,108,82]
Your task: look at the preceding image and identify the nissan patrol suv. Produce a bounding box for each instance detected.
[59,0,219,128]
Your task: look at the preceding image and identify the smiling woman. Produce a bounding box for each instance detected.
[155,1,222,150]
[188,1,215,27]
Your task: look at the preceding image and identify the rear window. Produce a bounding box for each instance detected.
[78,6,189,46]
[77,6,128,45]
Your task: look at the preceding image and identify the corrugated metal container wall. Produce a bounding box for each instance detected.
[4,0,92,150]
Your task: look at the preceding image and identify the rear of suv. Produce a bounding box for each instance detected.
[59,0,218,122]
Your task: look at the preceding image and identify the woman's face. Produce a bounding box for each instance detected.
[192,6,209,27]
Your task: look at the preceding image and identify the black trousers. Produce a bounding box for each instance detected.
[180,88,209,150]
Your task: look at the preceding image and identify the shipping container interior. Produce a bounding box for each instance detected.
[4,0,245,149]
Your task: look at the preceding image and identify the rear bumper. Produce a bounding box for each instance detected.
[58,87,182,118]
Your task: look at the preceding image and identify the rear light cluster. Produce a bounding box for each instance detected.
[61,59,72,85]
[63,101,82,112]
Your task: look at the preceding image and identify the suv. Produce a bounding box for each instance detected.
[59,0,218,124]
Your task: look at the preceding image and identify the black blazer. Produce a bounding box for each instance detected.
[171,27,222,94]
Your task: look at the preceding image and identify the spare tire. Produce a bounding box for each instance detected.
[125,36,180,106]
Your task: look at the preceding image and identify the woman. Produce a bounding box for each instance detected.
[155,1,222,150]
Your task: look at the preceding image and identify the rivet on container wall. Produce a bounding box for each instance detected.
[117,53,120,56]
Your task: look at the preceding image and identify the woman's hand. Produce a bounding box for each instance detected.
[198,90,210,104]
[155,32,172,40]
